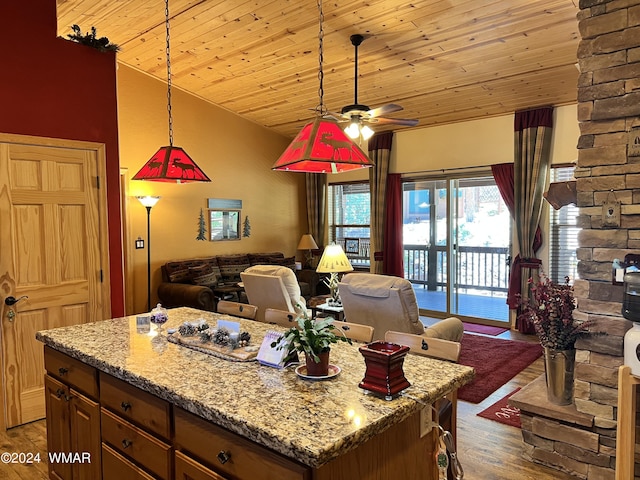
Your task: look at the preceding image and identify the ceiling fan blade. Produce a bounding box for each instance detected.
[367,104,403,118]
[371,117,419,127]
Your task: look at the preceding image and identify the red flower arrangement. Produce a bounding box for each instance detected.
[518,274,593,350]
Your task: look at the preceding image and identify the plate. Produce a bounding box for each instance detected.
[295,364,341,381]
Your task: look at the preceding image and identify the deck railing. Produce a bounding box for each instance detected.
[336,239,509,295]
[404,244,509,294]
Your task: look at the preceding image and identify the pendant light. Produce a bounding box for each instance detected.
[272,0,373,173]
[132,0,211,183]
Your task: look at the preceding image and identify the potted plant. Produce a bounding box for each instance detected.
[271,312,351,377]
[518,274,593,405]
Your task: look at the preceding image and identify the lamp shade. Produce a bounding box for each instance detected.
[272,118,373,173]
[132,146,211,183]
[136,195,161,208]
[316,244,354,274]
[298,234,319,251]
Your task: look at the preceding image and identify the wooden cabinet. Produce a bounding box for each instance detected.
[175,451,228,480]
[101,444,156,480]
[44,348,101,480]
[100,372,172,479]
[174,407,309,480]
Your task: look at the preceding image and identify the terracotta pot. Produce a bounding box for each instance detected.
[305,350,330,376]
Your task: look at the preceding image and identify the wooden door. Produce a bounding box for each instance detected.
[0,134,111,428]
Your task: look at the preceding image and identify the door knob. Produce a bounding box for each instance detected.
[4,295,28,306]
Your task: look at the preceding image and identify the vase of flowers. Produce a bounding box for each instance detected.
[518,274,592,405]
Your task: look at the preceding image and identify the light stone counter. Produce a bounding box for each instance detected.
[36,307,474,468]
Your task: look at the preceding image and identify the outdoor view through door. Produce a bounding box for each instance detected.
[403,176,510,323]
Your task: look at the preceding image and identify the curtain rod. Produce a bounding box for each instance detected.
[401,165,491,176]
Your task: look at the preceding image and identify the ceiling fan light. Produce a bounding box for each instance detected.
[361,125,374,140]
[345,122,360,139]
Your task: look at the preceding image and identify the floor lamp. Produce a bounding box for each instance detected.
[137,196,161,311]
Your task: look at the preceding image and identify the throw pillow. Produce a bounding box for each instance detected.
[217,255,251,283]
[248,252,284,265]
[189,264,219,287]
[168,267,191,283]
[267,256,296,271]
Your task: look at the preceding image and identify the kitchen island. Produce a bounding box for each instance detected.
[37,307,474,480]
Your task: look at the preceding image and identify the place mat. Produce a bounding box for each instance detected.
[477,388,522,428]
[167,332,258,362]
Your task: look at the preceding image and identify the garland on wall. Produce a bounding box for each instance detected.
[67,25,120,52]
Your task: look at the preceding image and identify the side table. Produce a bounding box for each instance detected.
[313,302,345,322]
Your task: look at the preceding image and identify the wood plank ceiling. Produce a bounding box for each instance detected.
[56,0,580,139]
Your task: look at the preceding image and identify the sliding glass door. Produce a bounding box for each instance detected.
[403,175,510,323]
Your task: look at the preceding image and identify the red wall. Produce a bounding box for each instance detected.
[0,0,124,316]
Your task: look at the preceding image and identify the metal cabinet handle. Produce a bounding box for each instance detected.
[217,450,231,464]
[58,367,69,376]
[122,439,132,449]
[121,401,131,412]
[55,388,65,399]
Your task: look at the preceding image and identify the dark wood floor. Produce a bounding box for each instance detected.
[0,329,575,480]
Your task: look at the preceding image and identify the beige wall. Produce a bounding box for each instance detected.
[331,104,579,183]
[117,65,305,314]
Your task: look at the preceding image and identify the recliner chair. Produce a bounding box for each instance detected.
[338,273,463,342]
[240,265,309,323]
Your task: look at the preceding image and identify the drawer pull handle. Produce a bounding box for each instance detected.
[55,388,65,398]
[217,450,231,464]
[120,401,131,412]
[121,439,133,449]
[58,367,68,376]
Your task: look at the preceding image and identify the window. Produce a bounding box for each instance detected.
[549,166,580,283]
[328,182,370,267]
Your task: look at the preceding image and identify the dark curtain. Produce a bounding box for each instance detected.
[383,174,404,277]
[305,173,327,247]
[369,132,393,274]
[512,106,554,333]
[491,162,543,312]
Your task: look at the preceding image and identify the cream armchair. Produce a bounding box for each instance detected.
[338,273,463,342]
[240,265,309,323]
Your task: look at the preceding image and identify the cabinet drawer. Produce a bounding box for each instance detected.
[175,451,228,480]
[101,408,172,480]
[102,443,156,480]
[174,408,309,480]
[100,373,171,439]
[44,346,98,399]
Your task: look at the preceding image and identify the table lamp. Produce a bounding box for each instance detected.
[298,234,319,268]
[316,244,353,306]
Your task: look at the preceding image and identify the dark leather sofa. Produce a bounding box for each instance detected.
[157,252,322,311]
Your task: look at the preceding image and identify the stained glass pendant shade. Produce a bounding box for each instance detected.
[132,146,211,183]
[272,118,372,173]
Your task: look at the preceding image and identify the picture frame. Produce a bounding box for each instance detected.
[344,238,360,254]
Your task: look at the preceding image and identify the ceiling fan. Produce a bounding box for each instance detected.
[336,34,419,140]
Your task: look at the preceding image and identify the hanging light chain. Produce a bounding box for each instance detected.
[315,0,327,117]
[165,0,174,146]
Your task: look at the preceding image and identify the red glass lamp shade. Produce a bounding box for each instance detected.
[272,118,373,173]
[132,146,211,183]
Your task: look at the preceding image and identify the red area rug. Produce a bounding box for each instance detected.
[477,388,522,428]
[462,322,508,336]
[457,334,542,403]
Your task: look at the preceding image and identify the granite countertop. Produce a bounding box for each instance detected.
[36,307,474,468]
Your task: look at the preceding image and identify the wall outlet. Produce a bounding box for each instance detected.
[419,404,435,438]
